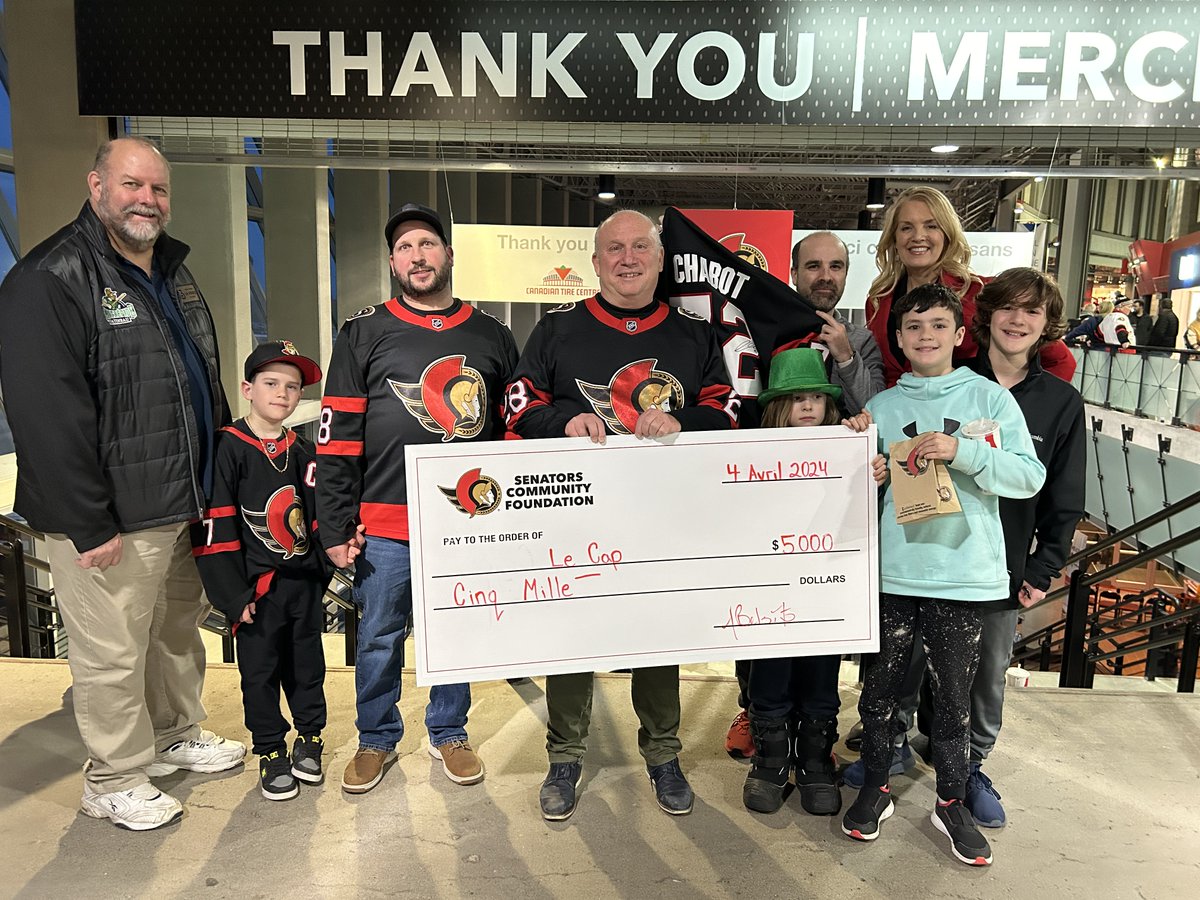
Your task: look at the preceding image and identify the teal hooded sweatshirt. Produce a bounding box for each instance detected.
[866,367,1047,602]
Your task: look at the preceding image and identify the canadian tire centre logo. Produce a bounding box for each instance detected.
[439,468,502,517]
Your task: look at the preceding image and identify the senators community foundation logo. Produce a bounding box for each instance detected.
[440,468,502,517]
[389,355,487,441]
[576,358,684,435]
[100,287,138,325]
[439,469,597,516]
[243,486,310,559]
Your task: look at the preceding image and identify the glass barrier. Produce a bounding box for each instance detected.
[1070,346,1200,428]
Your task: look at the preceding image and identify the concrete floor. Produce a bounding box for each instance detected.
[1,658,1196,900]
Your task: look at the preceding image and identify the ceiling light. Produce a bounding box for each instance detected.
[1034,176,1045,183]
[931,144,959,154]
[597,174,616,201]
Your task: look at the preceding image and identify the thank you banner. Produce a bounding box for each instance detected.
[76,1,1200,126]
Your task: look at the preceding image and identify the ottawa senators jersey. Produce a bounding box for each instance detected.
[190,420,329,623]
[505,294,739,438]
[317,297,518,545]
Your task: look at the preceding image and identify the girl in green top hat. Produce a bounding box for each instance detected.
[758,347,843,428]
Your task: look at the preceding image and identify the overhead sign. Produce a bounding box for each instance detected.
[76,2,1200,127]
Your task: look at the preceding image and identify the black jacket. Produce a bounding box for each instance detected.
[968,351,1087,608]
[0,202,229,551]
[1149,310,1180,349]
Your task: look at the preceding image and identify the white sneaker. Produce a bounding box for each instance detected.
[80,782,183,831]
[146,729,246,776]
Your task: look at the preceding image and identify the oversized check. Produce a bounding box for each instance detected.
[406,427,879,685]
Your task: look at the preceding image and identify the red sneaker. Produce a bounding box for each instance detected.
[725,710,754,758]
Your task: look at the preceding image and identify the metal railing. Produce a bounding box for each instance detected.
[0,511,360,664]
[1071,343,1200,426]
[1011,488,1200,692]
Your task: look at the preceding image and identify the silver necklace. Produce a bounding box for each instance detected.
[244,419,289,474]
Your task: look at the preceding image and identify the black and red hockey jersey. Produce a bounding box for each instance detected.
[190,420,328,623]
[317,297,518,546]
[505,293,739,438]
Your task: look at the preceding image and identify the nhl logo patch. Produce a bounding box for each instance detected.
[431,317,445,330]
[265,441,278,454]
[625,319,638,333]
[100,287,138,326]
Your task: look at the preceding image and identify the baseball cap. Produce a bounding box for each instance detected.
[244,340,322,386]
[385,202,448,248]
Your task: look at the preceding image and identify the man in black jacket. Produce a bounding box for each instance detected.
[1148,298,1180,349]
[0,137,244,830]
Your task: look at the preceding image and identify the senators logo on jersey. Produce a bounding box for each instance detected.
[575,358,685,435]
[242,486,310,559]
[388,355,487,441]
[439,468,502,517]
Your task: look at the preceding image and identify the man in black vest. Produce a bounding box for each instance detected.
[0,137,244,830]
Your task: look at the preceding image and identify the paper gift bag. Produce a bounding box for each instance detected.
[888,433,962,524]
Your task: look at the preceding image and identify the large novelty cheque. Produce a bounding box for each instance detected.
[406,427,879,685]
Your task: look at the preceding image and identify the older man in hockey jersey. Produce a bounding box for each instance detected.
[506,209,738,821]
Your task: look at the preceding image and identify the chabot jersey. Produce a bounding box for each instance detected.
[190,420,328,623]
[505,294,739,438]
[317,297,518,545]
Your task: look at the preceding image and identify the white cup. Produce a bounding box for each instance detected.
[962,417,1002,449]
[1005,665,1030,688]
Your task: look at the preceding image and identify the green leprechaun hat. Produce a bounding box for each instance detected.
[757,347,843,406]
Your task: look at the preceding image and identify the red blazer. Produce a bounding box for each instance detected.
[866,272,1075,386]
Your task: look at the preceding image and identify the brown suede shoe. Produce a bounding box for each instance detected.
[428,740,485,785]
[341,748,396,794]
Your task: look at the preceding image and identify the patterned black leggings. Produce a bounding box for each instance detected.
[857,593,983,800]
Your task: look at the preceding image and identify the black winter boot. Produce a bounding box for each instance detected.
[794,716,841,815]
[742,716,790,813]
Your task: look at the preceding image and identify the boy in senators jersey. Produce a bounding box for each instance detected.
[506,209,738,822]
[191,341,344,801]
[317,203,519,796]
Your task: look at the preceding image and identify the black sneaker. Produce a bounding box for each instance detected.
[841,785,894,841]
[291,734,324,784]
[932,799,993,866]
[540,762,583,821]
[648,758,694,816]
[259,750,299,801]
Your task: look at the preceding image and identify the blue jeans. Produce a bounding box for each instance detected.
[352,536,470,750]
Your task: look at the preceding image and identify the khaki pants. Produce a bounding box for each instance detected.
[46,523,210,792]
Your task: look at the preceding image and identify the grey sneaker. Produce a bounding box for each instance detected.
[291,734,324,784]
[259,750,299,801]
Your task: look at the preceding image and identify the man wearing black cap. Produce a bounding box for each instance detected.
[317,203,518,794]
[0,137,243,831]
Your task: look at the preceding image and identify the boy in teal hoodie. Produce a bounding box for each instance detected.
[842,284,1045,867]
